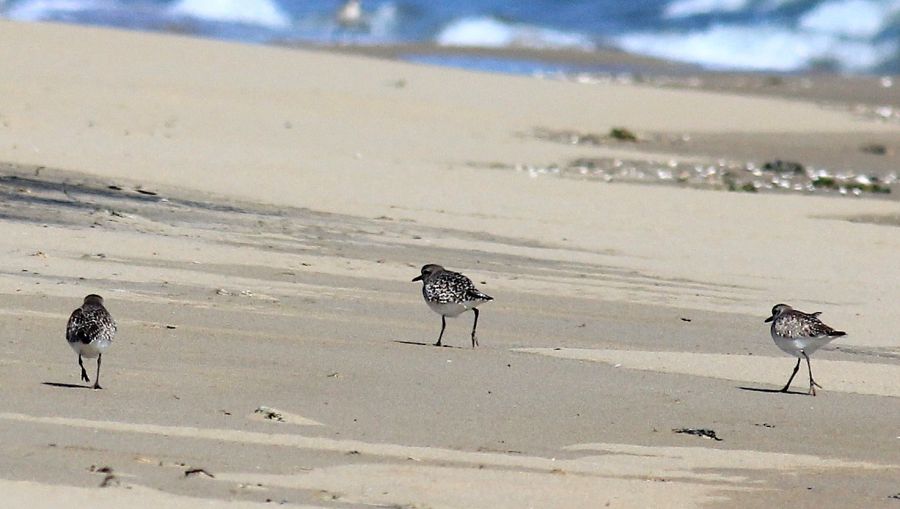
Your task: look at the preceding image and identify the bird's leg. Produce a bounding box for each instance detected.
[434,315,446,347]
[78,354,90,383]
[780,357,801,393]
[92,353,103,390]
[803,351,821,396]
[471,308,480,348]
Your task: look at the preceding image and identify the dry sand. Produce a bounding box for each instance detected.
[0,20,898,508]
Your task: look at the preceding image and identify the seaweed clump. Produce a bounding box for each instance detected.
[609,127,638,142]
[762,160,804,174]
[813,176,891,194]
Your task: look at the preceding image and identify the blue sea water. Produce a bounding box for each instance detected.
[2,0,898,74]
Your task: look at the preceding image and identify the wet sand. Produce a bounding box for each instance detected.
[0,20,898,508]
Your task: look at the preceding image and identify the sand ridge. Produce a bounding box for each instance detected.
[3,412,894,509]
[0,479,327,509]
[515,348,900,398]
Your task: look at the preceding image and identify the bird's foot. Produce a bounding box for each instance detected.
[80,370,90,383]
[432,341,442,347]
[92,383,103,390]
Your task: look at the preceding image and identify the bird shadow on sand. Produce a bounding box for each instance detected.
[42,382,93,390]
[392,340,466,349]
[738,386,809,396]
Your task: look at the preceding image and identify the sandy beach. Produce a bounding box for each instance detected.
[1,20,899,508]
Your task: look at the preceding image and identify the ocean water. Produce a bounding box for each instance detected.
[2,0,899,74]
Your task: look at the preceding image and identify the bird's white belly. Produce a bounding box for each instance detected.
[772,334,831,357]
[427,301,476,317]
[69,339,111,358]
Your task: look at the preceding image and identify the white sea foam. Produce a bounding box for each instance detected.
[435,16,594,51]
[615,23,897,71]
[664,0,749,18]
[5,0,112,21]
[167,0,291,29]
[760,0,805,7]
[366,2,398,38]
[798,0,894,38]
[1,0,898,74]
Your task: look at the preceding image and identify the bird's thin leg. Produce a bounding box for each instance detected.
[780,357,801,393]
[434,315,446,347]
[78,354,90,383]
[803,351,821,396]
[471,308,480,348]
[92,353,103,390]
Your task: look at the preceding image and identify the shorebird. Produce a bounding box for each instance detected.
[66,294,116,389]
[764,303,846,396]
[336,0,363,27]
[412,264,493,348]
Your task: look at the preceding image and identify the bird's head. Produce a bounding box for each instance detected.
[412,264,444,282]
[83,294,105,306]
[764,303,792,323]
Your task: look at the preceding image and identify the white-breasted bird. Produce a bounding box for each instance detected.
[412,264,493,348]
[66,294,116,389]
[765,303,846,396]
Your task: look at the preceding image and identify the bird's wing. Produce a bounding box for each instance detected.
[466,288,493,301]
[798,312,842,338]
[67,307,116,344]
[425,272,475,303]
[66,308,89,344]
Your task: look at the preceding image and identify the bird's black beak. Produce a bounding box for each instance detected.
[411,275,423,282]
[764,315,774,323]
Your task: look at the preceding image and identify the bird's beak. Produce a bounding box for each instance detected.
[411,275,423,282]
[764,315,774,323]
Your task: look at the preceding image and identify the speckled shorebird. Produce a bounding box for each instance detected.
[412,264,493,348]
[336,0,363,26]
[765,304,846,396]
[66,294,116,389]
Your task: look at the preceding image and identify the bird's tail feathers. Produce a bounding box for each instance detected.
[468,289,493,301]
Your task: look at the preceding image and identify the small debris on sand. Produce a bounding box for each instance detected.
[609,127,638,142]
[672,428,722,441]
[860,143,888,155]
[184,468,215,478]
[90,466,118,488]
[254,406,285,422]
[762,160,804,174]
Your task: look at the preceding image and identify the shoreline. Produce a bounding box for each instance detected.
[290,41,900,113]
[293,41,900,201]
